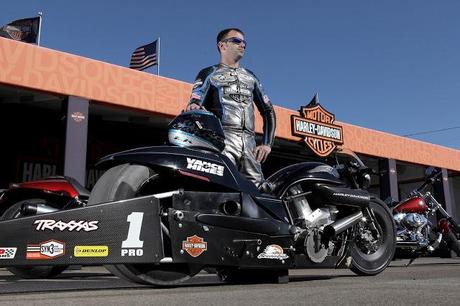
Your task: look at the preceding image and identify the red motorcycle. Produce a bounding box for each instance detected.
[0,176,89,278]
[389,169,460,261]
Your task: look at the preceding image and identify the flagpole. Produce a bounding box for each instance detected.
[157,37,160,76]
[37,11,43,46]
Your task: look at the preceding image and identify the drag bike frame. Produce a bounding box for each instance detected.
[0,145,395,285]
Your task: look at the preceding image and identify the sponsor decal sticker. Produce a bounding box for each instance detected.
[74,246,109,257]
[186,158,224,176]
[291,95,343,157]
[121,212,144,257]
[34,219,99,232]
[182,235,208,257]
[27,240,65,260]
[0,247,17,259]
[71,111,86,122]
[257,244,289,260]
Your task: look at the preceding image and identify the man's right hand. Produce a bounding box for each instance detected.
[185,103,202,111]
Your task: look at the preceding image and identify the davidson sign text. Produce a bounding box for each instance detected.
[291,97,344,157]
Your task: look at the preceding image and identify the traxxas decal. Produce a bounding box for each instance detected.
[186,158,224,176]
[34,219,99,232]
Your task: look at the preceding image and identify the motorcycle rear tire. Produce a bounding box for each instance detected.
[350,198,396,276]
[0,199,67,279]
[88,163,202,286]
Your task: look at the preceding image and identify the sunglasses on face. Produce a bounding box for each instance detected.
[221,37,247,47]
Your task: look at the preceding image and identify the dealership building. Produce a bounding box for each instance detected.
[1,37,460,220]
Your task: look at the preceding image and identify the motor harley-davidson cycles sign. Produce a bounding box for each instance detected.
[291,95,343,157]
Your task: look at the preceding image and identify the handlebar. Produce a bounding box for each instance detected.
[416,171,442,193]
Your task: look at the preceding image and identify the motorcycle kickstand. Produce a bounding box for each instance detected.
[406,257,417,267]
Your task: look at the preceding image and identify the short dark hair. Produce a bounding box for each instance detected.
[216,28,244,43]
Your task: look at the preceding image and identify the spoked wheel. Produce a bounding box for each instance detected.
[350,198,396,276]
[88,163,202,286]
[0,199,67,279]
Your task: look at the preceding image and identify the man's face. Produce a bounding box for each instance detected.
[219,30,246,60]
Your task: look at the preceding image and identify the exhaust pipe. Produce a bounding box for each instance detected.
[323,211,364,239]
[21,203,59,216]
[221,201,242,216]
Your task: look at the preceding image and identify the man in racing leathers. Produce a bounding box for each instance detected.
[186,28,276,186]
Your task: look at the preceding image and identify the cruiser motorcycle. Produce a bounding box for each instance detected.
[0,110,396,286]
[389,169,460,260]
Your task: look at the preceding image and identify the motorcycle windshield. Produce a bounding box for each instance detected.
[333,147,366,169]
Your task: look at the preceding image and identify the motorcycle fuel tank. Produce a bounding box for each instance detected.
[394,197,428,214]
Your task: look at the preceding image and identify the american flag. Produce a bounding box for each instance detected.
[129,39,158,71]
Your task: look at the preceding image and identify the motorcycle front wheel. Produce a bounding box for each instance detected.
[88,163,202,286]
[445,231,460,257]
[349,197,396,276]
[0,199,68,279]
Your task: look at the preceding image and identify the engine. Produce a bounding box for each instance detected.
[401,213,428,229]
[288,184,338,263]
[394,212,430,245]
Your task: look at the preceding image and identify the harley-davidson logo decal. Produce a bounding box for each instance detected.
[182,235,208,257]
[291,94,343,157]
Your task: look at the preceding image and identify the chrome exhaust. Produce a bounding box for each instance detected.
[323,211,364,238]
[21,203,59,216]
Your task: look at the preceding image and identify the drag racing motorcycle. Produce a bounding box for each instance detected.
[0,176,90,278]
[0,110,395,286]
[389,169,460,260]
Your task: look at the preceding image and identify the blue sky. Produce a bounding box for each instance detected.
[2,0,460,149]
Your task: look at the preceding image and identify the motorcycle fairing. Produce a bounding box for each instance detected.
[8,176,88,198]
[265,162,344,196]
[172,190,290,226]
[314,184,371,209]
[167,208,294,268]
[0,195,163,266]
[96,145,260,195]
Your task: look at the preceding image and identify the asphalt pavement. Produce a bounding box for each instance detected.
[1,257,460,305]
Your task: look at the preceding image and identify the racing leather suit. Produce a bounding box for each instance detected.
[188,63,276,185]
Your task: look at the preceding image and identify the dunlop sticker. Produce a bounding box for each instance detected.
[74,246,109,257]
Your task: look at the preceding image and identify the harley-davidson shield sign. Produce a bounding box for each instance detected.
[291,94,343,157]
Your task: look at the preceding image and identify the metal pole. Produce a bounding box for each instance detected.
[37,12,43,46]
[157,37,160,76]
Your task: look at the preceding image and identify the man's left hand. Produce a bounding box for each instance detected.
[254,145,271,163]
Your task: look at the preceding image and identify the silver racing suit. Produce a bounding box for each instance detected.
[187,63,276,185]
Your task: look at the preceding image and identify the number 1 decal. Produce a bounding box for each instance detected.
[122,212,144,248]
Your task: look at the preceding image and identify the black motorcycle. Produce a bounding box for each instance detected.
[0,110,395,286]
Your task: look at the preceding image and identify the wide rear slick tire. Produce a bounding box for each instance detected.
[350,198,396,276]
[0,199,67,279]
[88,163,201,286]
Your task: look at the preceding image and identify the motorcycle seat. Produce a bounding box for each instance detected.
[64,176,91,198]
